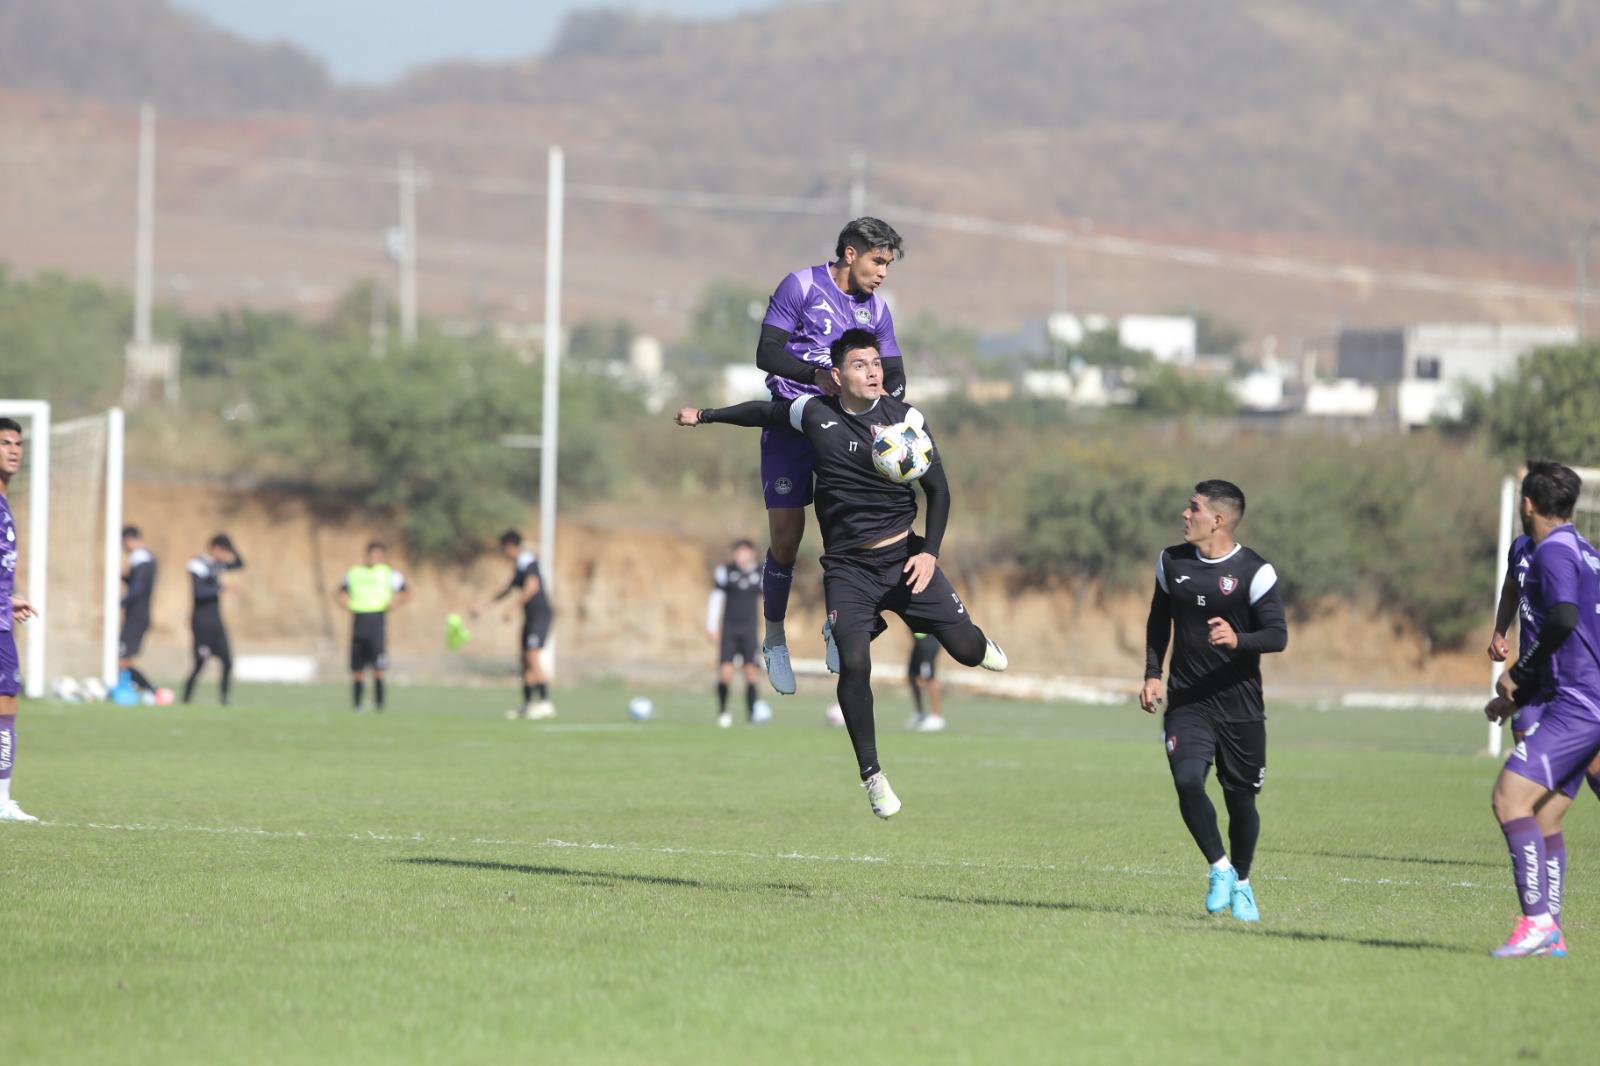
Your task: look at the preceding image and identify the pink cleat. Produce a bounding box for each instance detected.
[1491,917,1560,958]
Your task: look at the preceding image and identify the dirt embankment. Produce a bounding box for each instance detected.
[71,481,1491,696]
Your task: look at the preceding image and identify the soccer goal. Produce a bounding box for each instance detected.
[0,401,125,698]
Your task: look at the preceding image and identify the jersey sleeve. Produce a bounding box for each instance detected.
[875,300,902,359]
[762,273,806,332]
[1144,553,1173,680]
[1236,566,1288,655]
[1538,541,1584,608]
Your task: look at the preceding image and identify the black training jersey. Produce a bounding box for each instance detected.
[1144,543,1288,722]
[511,550,551,616]
[711,562,762,633]
[123,548,157,617]
[187,552,243,614]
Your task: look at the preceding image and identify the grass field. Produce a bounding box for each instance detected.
[3,680,1595,1064]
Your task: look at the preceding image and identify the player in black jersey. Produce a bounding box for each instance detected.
[182,533,244,706]
[907,632,944,732]
[677,329,1007,818]
[707,538,764,727]
[1141,480,1287,922]
[119,525,160,697]
[474,530,556,721]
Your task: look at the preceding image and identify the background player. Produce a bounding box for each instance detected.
[907,632,945,732]
[1483,461,1600,957]
[753,218,905,694]
[119,525,159,698]
[0,417,39,822]
[337,541,410,713]
[182,533,244,706]
[475,530,554,721]
[677,329,1006,819]
[1141,480,1287,923]
[707,538,763,728]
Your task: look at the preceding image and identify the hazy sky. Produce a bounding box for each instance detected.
[175,0,781,85]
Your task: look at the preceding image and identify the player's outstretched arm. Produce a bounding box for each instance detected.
[675,401,790,429]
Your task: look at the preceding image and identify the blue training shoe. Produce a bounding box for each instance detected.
[1206,865,1237,913]
[1231,881,1260,922]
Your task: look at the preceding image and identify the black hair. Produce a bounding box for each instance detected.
[1523,460,1582,520]
[367,540,387,553]
[210,533,235,551]
[835,217,904,262]
[0,417,21,435]
[732,538,756,551]
[122,526,141,540]
[1194,479,1246,522]
[499,529,523,548]
[829,328,880,364]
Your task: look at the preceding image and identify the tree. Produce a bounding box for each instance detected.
[1466,345,1600,465]
[1133,365,1238,416]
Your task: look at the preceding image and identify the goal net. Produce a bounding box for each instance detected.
[0,402,125,698]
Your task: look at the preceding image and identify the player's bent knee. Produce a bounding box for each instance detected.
[936,624,986,668]
[1171,758,1209,796]
[836,633,872,676]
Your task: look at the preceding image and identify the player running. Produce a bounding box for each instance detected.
[0,418,40,822]
[753,218,905,695]
[1141,481,1288,923]
[707,538,764,728]
[907,632,945,732]
[182,534,244,706]
[337,541,410,713]
[677,329,1007,818]
[1484,461,1600,958]
[119,525,159,699]
[475,530,555,721]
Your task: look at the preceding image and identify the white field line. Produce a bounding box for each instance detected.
[33,819,1494,892]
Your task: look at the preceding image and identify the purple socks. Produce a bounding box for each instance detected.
[1501,816,1549,919]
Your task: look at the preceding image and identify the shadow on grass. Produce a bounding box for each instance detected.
[399,856,705,888]
[916,893,1476,955]
[1276,847,1501,870]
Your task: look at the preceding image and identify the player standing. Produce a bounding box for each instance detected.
[182,534,244,706]
[677,330,1007,818]
[907,632,945,732]
[1484,461,1600,957]
[753,218,905,694]
[707,538,764,728]
[0,418,40,822]
[1141,481,1287,922]
[119,525,159,698]
[476,530,554,721]
[337,541,410,713]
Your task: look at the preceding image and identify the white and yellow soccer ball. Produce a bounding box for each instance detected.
[870,421,934,484]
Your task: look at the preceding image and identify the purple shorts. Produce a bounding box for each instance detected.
[760,423,815,509]
[0,630,18,698]
[1507,695,1600,797]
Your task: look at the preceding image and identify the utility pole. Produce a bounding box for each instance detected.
[540,145,565,676]
[398,153,418,347]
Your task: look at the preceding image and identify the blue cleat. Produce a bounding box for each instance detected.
[1231,881,1260,922]
[1206,864,1237,913]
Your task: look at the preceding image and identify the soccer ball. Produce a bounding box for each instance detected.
[627,696,654,722]
[52,677,84,703]
[153,687,176,706]
[870,422,934,484]
[824,702,846,728]
[751,699,773,725]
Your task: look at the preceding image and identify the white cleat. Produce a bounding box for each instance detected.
[914,714,947,733]
[764,643,797,695]
[527,700,557,721]
[862,771,902,819]
[822,618,841,675]
[0,800,40,823]
[980,638,1008,672]
[716,712,733,729]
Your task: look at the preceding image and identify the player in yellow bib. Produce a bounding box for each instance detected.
[336,541,411,712]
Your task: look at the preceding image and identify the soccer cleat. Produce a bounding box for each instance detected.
[905,713,925,731]
[504,705,530,721]
[0,800,39,823]
[822,617,841,675]
[980,638,1008,672]
[1206,864,1237,913]
[1230,881,1260,922]
[716,712,732,729]
[1492,917,1560,957]
[1550,932,1569,958]
[914,714,947,733]
[527,700,557,721]
[764,643,797,695]
[862,771,902,819]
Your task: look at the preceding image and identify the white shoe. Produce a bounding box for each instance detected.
[980,638,1008,672]
[862,771,901,819]
[914,714,947,733]
[764,643,797,695]
[0,800,39,823]
[527,700,557,721]
[716,712,733,729]
[822,618,840,674]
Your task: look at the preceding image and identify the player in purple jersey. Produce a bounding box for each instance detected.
[0,418,40,822]
[752,218,905,695]
[1484,461,1600,957]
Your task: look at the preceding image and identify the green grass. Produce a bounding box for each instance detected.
[1,681,1592,1064]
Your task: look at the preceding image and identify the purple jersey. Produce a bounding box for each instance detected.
[0,492,15,632]
[761,264,901,400]
[1524,525,1600,706]
[1511,533,1536,641]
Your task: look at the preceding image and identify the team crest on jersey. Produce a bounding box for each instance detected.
[853,306,872,325]
[1219,575,1238,595]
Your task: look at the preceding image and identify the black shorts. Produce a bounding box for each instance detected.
[908,634,940,680]
[120,613,150,658]
[719,626,759,666]
[192,613,231,662]
[1163,708,1267,794]
[351,613,388,672]
[822,535,972,644]
[521,608,553,651]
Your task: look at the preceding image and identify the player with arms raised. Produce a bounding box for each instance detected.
[0,418,39,822]
[753,218,905,694]
[678,329,1006,818]
[1141,481,1288,922]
